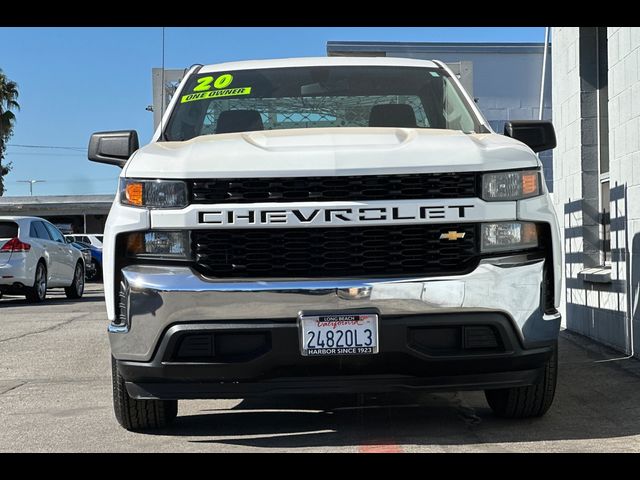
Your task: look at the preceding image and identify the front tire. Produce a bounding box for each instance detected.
[485,342,558,418]
[25,261,47,303]
[112,357,178,431]
[65,262,85,299]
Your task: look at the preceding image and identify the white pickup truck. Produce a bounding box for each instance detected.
[89,57,561,431]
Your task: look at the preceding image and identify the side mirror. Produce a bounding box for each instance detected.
[66,237,74,244]
[88,130,139,168]
[503,120,556,153]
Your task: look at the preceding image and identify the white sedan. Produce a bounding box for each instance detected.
[0,216,85,302]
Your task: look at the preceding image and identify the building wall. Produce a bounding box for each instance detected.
[0,195,112,234]
[551,27,581,331]
[608,28,640,355]
[552,27,640,355]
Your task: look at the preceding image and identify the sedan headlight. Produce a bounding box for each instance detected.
[481,222,539,253]
[482,170,540,201]
[126,231,191,259]
[120,179,188,208]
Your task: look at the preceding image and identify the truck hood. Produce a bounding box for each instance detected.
[124,127,540,178]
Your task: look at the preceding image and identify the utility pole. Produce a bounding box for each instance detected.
[17,179,46,196]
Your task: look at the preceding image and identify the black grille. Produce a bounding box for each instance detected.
[172,332,270,362]
[192,224,478,278]
[408,325,504,355]
[191,173,478,204]
[463,326,500,349]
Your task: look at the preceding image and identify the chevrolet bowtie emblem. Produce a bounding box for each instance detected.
[440,231,466,241]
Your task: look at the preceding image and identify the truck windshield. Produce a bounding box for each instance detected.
[164,66,481,141]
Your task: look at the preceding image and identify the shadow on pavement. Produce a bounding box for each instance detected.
[143,331,640,449]
[0,295,100,307]
[0,286,103,307]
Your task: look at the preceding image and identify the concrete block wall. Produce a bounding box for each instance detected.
[607,27,640,355]
[552,27,640,356]
[609,27,640,187]
[551,27,582,326]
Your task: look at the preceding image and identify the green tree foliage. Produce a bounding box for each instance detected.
[0,69,20,196]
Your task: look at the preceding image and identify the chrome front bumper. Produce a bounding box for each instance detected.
[110,256,560,361]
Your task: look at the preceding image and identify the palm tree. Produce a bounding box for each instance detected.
[0,69,20,196]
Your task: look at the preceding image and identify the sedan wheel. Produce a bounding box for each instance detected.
[65,262,85,299]
[25,262,47,303]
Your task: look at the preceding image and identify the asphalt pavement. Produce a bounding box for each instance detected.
[2,284,640,452]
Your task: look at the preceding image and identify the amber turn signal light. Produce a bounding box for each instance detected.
[522,173,539,196]
[126,232,145,255]
[521,222,539,244]
[125,182,144,206]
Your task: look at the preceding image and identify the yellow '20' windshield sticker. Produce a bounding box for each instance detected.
[180,87,252,103]
[193,74,234,91]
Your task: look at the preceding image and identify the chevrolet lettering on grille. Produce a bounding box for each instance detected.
[199,204,474,226]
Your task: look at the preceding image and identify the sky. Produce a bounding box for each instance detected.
[0,27,545,197]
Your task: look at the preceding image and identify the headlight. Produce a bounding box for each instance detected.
[480,222,539,253]
[120,179,188,208]
[126,231,191,259]
[482,170,540,201]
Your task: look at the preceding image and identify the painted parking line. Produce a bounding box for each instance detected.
[358,443,403,453]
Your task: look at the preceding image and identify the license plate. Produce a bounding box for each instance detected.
[299,313,379,356]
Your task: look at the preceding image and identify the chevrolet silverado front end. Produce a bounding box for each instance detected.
[89,57,561,431]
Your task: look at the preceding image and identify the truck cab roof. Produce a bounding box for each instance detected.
[198,56,440,73]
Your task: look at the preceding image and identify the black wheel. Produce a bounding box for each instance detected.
[86,259,100,282]
[25,261,47,303]
[65,262,85,299]
[112,357,178,431]
[485,342,558,418]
